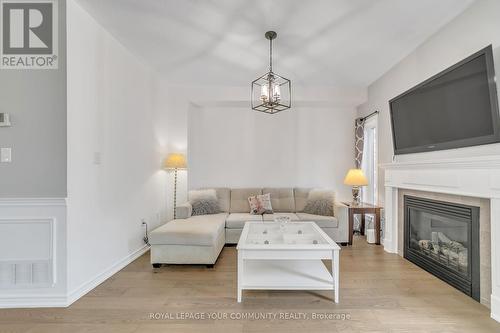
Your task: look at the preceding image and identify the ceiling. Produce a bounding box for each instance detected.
[76,0,474,87]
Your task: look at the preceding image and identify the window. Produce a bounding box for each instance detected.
[361,116,377,205]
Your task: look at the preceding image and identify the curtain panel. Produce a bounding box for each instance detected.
[354,117,365,168]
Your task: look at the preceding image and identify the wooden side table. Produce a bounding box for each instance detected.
[342,202,382,245]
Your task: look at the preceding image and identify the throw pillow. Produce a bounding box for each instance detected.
[189,189,220,216]
[248,193,273,215]
[302,189,334,216]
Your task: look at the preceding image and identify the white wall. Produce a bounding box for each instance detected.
[155,83,366,204]
[154,75,368,214]
[357,0,500,205]
[189,104,357,201]
[66,0,167,298]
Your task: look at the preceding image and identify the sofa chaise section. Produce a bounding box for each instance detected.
[149,213,227,266]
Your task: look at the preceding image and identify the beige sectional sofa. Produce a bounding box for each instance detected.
[150,187,349,267]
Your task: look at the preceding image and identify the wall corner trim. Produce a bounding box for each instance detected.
[491,294,500,322]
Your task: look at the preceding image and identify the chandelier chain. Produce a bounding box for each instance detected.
[269,37,273,73]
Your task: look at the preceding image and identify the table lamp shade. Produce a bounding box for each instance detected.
[163,153,187,170]
[344,169,368,186]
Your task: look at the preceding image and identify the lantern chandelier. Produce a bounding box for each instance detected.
[251,31,291,114]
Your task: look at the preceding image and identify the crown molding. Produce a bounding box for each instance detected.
[381,155,500,170]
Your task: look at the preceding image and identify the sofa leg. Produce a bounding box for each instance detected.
[152,263,161,268]
[206,264,214,269]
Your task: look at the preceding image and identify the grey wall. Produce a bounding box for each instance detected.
[0,0,66,197]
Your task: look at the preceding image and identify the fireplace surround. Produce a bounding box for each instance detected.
[382,155,500,321]
[404,195,480,301]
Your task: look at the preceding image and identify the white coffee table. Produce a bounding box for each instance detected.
[236,221,341,303]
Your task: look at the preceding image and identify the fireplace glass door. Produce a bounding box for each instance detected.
[408,209,469,276]
[404,196,479,301]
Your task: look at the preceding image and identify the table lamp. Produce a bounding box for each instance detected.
[163,153,187,219]
[343,168,368,205]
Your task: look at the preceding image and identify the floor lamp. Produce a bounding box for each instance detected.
[163,153,187,219]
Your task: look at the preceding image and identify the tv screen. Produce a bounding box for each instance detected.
[390,45,500,155]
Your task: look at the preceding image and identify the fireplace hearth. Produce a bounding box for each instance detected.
[404,195,480,301]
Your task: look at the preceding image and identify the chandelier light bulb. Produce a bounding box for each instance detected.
[273,84,281,102]
[260,84,269,102]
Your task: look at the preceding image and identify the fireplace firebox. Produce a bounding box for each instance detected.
[404,196,480,301]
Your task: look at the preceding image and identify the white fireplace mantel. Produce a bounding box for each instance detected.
[381,155,500,322]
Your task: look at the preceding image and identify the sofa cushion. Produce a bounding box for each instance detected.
[230,188,262,213]
[149,213,227,246]
[262,213,300,221]
[263,188,295,212]
[226,213,263,229]
[294,188,312,212]
[212,188,231,212]
[296,213,338,228]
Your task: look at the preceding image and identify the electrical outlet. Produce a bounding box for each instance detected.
[141,219,150,246]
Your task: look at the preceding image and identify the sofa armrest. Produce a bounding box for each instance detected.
[334,202,349,243]
[175,202,192,219]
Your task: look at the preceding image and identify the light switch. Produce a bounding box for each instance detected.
[1,148,12,163]
[93,152,101,165]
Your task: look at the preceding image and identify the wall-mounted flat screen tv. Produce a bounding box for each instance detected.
[389,45,500,155]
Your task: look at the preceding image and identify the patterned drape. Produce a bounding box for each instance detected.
[353,117,366,233]
[354,117,365,168]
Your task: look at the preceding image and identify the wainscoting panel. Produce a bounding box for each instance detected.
[0,198,67,308]
[0,218,55,288]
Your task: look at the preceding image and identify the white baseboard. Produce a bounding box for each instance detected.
[0,294,68,308]
[383,238,397,254]
[0,245,150,308]
[491,294,500,323]
[66,245,150,306]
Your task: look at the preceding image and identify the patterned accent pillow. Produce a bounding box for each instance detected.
[191,200,220,216]
[248,193,273,215]
[302,189,334,216]
[189,189,220,216]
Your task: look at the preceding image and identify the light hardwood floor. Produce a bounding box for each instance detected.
[1,236,500,333]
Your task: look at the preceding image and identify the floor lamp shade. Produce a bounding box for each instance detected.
[163,153,187,220]
[163,153,187,170]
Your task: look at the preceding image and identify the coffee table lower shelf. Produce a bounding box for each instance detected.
[239,259,334,295]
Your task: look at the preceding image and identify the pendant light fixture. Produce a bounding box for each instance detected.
[251,31,291,114]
